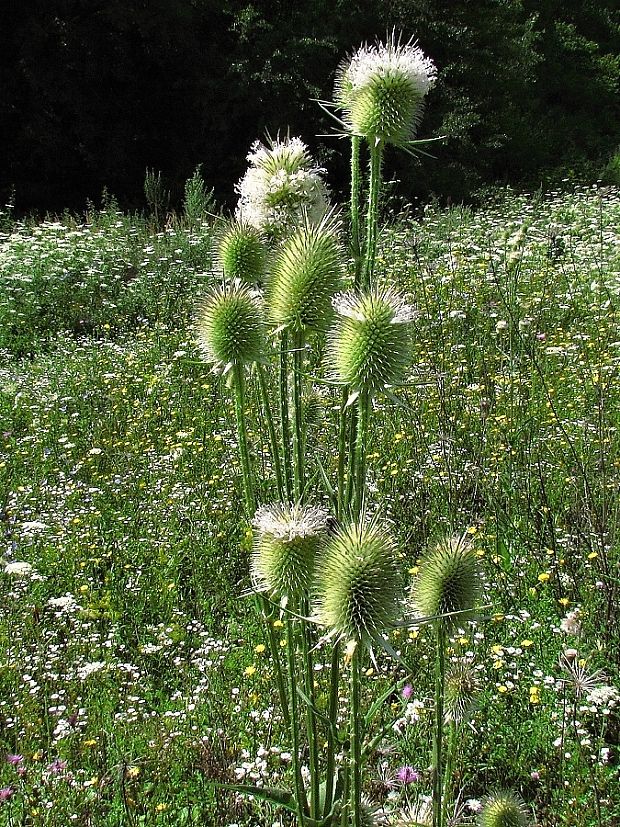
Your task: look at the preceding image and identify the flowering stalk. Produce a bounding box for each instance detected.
[292,332,306,501]
[231,364,255,515]
[350,135,363,287]
[432,621,447,827]
[362,140,384,290]
[256,363,285,500]
[353,390,371,516]
[350,644,363,827]
[279,332,294,501]
[286,616,309,826]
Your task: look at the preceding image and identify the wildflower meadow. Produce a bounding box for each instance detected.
[1,34,620,827]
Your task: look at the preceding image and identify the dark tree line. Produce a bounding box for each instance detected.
[2,0,619,213]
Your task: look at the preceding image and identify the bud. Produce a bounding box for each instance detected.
[314,520,401,645]
[444,662,480,724]
[326,287,414,394]
[267,213,345,333]
[411,535,481,627]
[477,791,530,827]
[195,281,264,372]
[215,218,266,285]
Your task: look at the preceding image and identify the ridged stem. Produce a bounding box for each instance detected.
[433,622,447,827]
[279,331,294,500]
[336,388,349,519]
[256,363,285,500]
[286,616,308,825]
[362,140,384,291]
[350,134,363,288]
[300,597,320,819]
[442,719,458,825]
[323,640,341,820]
[350,644,363,827]
[353,391,371,519]
[292,331,305,501]
[231,364,255,515]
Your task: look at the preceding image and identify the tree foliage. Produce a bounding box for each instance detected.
[2,0,618,212]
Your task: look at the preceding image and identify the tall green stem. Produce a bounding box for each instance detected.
[337,388,349,519]
[353,391,371,518]
[292,331,305,501]
[350,644,363,827]
[301,597,320,819]
[442,720,458,825]
[433,622,447,827]
[232,364,255,515]
[280,331,294,501]
[323,641,341,820]
[350,135,363,288]
[286,617,308,826]
[362,140,384,291]
[256,363,285,500]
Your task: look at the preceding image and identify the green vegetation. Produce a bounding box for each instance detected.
[1,181,619,825]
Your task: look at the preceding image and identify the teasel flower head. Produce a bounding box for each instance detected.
[326,287,415,394]
[267,212,345,334]
[235,136,329,236]
[252,502,329,600]
[195,280,264,373]
[335,33,436,146]
[444,661,481,724]
[314,519,402,647]
[214,218,266,285]
[410,534,481,628]
[477,791,530,827]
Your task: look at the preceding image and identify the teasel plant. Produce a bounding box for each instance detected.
[411,535,483,827]
[192,33,526,827]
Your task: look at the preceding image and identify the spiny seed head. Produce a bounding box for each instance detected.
[215,218,266,284]
[252,503,329,599]
[195,281,264,371]
[267,213,345,333]
[314,520,402,645]
[335,33,436,145]
[411,535,481,627]
[444,662,481,724]
[477,792,530,827]
[326,287,415,393]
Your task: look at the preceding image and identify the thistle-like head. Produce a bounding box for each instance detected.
[314,519,402,647]
[252,503,329,600]
[326,287,415,394]
[267,212,345,334]
[335,33,436,146]
[444,661,481,724]
[214,218,266,285]
[410,534,481,628]
[235,136,329,236]
[195,281,264,373]
[477,791,530,827]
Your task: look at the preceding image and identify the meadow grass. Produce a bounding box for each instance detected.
[1,184,619,825]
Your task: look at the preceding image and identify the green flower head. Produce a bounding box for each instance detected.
[444,661,481,724]
[195,281,264,372]
[314,520,402,646]
[326,287,415,394]
[335,33,436,146]
[252,503,329,600]
[214,218,266,285]
[477,791,530,827]
[411,534,481,627]
[267,213,345,333]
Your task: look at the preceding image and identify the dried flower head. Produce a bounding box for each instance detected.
[214,218,266,285]
[326,287,415,394]
[411,534,481,627]
[267,213,345,333]
[477,791,530,827]
[444,661,481,724]
[252,503,329,600]
[335,33,436,145]
[314,520,402,646]
[235,137,329,235]
[195,281,264,373]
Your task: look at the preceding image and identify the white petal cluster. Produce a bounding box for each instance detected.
[253,502,328,542]
[344,37,436,99]
[235,138,329,235]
